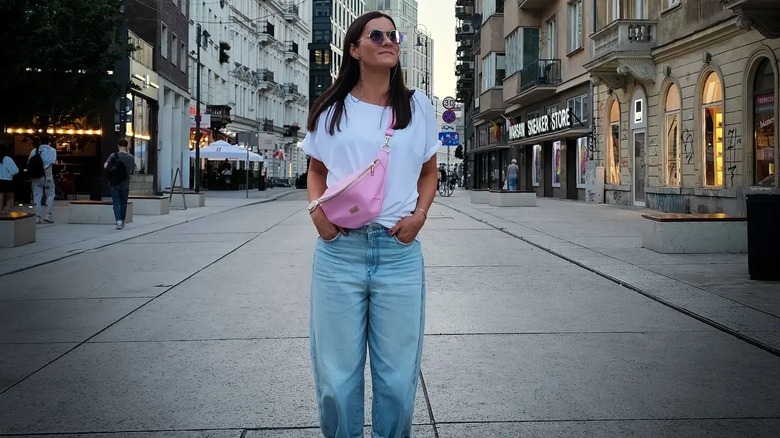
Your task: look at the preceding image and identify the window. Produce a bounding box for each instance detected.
[634,0,646,19]
[567,94,589,125]
[376,0,390,9]
[753,59,775,186]
[702,73,724,186]
[481,52,505,90]
[480,0,504,20]
[180,41,186,72]
[161,23,169,59]
[532,144,542,187]
[313,49,331,66]
[568,1,583,53]
[608,0,620,22]
[546,17,557,59]
[506,28,540,75]
[313,29,329,43]
[608,101,621,184]
[576,137,588,188]
[666,0,681,9]
[171,33,178,66]
[665,85,681,186]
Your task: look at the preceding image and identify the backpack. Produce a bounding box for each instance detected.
[27,146,45,178]
[106,153,127,185]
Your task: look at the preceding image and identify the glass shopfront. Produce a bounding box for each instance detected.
[754,59,775,186]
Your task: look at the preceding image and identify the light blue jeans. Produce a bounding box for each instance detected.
[310,224,425,438]
[507,175,518,191]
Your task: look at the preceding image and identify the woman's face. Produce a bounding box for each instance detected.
[350,17,401,72]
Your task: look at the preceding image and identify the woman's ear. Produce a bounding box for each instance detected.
[349,43,360,60]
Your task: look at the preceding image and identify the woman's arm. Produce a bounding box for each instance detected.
[307,158,344,238]
[388,155,438,242]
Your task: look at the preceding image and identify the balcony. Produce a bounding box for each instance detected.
[517,0,546,9]
[206,105,232,130]
[282,3,300,23]
[475,88,505,121]
[261,118,275,133]
[282,83,298,102]
[584,20,657,90]
[283,41,300,62]
[506,59,561,106]
[722,0,780,39]
[258,22,276,45]
[255,68,275,91]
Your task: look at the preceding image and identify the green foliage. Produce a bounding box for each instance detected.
[0,0,123,129]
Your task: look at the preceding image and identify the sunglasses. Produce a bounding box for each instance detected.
[361,29,404,45]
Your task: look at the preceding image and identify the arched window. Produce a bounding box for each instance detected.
[753,59,775,186]
[665,84,681,186]
[608,101,621,184]
[702,73,724,186]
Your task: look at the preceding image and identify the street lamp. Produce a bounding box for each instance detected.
[194,24,210,193]
[415,24,431,99]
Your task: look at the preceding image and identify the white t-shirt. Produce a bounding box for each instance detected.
[301,89,440,228]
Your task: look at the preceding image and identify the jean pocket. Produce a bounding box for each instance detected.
[392,235,415,246]
[318,232,341,243]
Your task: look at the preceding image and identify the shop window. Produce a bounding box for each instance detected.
[753,59,775,186]
[567,94,589,125]
[532,144,542,187]
[608,100,621,184]
[664,84,681,186]
[702,72,724,186]
[576,137,588,188]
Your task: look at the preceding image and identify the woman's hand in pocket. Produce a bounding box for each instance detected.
[388,210,425,244]
[311,207,348,240]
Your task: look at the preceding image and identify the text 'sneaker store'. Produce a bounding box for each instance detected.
[507,82,591,200]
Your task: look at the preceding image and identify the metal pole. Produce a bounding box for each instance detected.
[118,0,128,138]
[194,24,202,193]
[245,146,249,199]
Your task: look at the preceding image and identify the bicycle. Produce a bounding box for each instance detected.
[438,171,455,197]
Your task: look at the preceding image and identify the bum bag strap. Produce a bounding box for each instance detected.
[385,112,395,138]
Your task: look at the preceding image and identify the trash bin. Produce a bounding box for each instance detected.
[746,193,780,281]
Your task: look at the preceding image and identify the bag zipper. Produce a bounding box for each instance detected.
[318,158,381,203]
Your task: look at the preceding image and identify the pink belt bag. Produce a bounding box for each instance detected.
[316,115,395,229]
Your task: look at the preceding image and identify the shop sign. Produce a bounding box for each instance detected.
[509,109,571,141]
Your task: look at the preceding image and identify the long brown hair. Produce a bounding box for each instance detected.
[306,11,414,135]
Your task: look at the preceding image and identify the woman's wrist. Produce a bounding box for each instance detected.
[411,208,427,220]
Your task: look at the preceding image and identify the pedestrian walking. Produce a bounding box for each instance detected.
[0,140,19,213]
[103,138,135,229]
[301,11,439,438]
[506,158,519,191]
[27,135,57,223]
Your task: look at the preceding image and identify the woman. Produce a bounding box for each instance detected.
[301,11,439,438]
[506,158,519,191]
[0,141,19,212]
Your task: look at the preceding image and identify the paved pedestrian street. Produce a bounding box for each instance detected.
[1,189,779,437]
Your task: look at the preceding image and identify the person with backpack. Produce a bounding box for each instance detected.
[27,135,57,223]
[0,140,19,213]
[103,137,135,229]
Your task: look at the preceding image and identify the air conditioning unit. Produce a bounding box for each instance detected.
[459,23,474,34]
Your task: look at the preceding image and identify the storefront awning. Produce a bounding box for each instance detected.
[508,127,591,146]
[467,144,511,154]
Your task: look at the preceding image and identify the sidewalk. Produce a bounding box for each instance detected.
[1,189,778,436]
[435,189,780,355]
[0,188,299,276]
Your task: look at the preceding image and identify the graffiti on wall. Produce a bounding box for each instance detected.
[681,128,694,165]
[726,128,740,186]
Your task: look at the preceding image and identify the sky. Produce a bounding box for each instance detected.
[417,0,457,100]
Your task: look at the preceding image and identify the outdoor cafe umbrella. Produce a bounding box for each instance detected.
[189,140,263,162]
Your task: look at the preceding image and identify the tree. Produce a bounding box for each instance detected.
[0,0,122,131]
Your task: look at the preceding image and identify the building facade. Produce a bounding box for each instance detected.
[130,0,191,192]
[586,0,780,214]
[459,0,593,200]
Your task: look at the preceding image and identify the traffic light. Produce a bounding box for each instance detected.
[454,145,464,159]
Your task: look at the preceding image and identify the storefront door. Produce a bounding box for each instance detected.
[633,131,646,205]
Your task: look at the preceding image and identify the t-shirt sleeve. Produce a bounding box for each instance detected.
[300,130,321,161]
[421,94,442,161]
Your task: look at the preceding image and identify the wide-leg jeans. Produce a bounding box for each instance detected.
[310,224,425,438]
